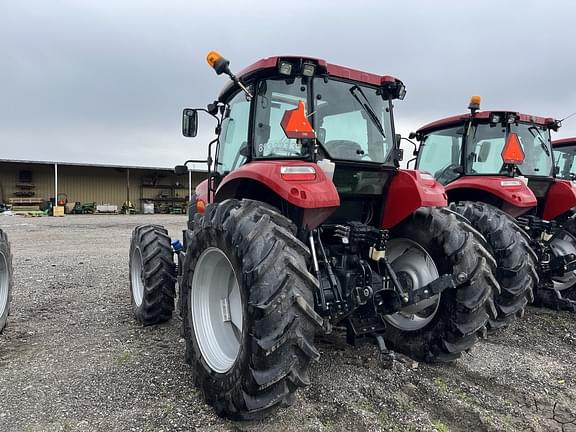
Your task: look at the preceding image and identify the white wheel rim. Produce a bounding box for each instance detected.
[550,230,576,291]
[383,238,441,331]
[191,247,243,374]
[0,250,8,318]
[130,247,144,306]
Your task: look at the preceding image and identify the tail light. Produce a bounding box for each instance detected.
[280,166,316,181]
[196,199,206,214]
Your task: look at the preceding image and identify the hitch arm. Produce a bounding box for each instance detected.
[374,256,467,315]
[548,253,576,276]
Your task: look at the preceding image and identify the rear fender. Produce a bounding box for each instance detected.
[381,170,447,229]
[542,179,576,220]
[194,178,211,204]
[445,176,536,218]
[215,161,340,229]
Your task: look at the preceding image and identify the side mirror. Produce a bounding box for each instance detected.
[174,165,189,175]
[182,109,198,137]
[395,133,402,147]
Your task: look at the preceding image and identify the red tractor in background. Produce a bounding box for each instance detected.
[553,137,576,181]
[128,53,499,419]
[414,98,576,318]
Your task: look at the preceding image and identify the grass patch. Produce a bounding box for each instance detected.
[433,377,449,392]
[115,351,133,365]
[432,420,449,432]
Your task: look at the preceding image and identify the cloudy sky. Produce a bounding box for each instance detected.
[1,0,575,168]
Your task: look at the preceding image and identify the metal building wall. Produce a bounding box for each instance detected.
[0,161,206,210]
[0,162,54,204]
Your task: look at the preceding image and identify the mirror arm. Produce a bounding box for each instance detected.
[401,137,418,154]
[206,137,220,199]
[195,107,222,127]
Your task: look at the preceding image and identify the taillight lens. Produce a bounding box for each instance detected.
[280,166,316,181]
[500,180,522,187]
[196,199,206,214]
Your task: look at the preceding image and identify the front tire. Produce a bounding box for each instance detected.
[182,199,322,420]
[129,224,176,325]
[382,207,499,362]
[450,201,538,329]
[0,229,13,333]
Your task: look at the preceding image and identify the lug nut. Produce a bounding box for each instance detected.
[456,272,468,283]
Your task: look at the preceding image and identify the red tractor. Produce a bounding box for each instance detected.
[414,98,576,318]
[128,54,498,419]
[0,228,13,333]
[553,137,576,181]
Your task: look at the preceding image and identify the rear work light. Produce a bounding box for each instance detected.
[278,60,293,76]
[280,166,317,181]
[302,62,316,77]
[501,132,525,165]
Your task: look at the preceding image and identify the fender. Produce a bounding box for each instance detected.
[445,176,536,217]
[194,178,211,204]
[542,179,576,220]
[214,160,340,229]
[381,170,447,229]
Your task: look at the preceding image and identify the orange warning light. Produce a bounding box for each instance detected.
[468,95,481,111]
[206,51,223,68]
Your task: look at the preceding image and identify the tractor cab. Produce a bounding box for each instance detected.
[553,138,576,181]
[182,53,424,229]
[415,97,563,218]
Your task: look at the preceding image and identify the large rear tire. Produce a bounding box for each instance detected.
[382,207,499,362]
[450,201,538,329]
[538,224,576,310]
[182,199,322,420]
[129,224,176,325]
[0,229,13,333]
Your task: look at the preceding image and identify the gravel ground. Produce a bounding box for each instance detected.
[0,214,575,432]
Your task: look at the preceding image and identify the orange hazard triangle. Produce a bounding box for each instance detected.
[280,100,316,139]
[501,132,525,165]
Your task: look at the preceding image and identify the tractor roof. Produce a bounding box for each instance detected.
[218,55,403,100]
[552,137,576,147]
[417,111,557,135]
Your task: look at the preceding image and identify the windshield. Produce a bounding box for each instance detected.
[555,145,576,180]
[314,79,394,163]
[416,126,463,185]
[254,79,310,158]
[253,77,394,163]
[466,122,553,177]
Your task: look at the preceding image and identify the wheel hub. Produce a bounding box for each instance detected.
[383,238,441,331]
[191,247,243,374]
[0,250,8,318]
[549,230,576,291]
[130,247,144,306]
